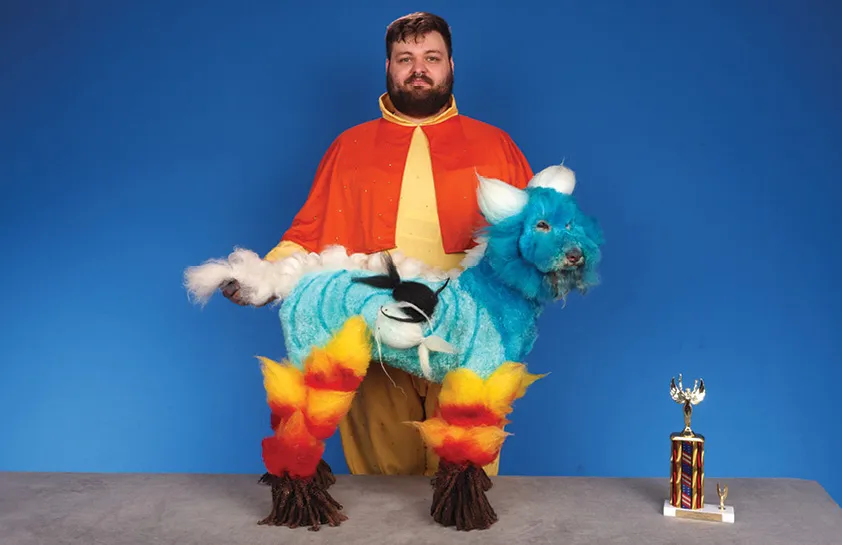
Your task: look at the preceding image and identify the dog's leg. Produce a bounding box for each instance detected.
[266,414,336,490]
[257,316,372,531]
[411,362,544,531]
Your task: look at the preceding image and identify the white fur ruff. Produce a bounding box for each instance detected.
[460,237,487,269]
[183,245,461,307]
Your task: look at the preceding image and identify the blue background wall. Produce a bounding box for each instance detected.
[2,0,840,505]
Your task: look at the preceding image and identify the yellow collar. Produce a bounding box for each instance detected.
[379,93,459,127]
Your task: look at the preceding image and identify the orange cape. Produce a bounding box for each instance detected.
[280,113,533,255]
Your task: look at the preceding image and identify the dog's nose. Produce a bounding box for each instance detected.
[566,248,583,262]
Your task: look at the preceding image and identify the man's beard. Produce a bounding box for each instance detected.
[386,70,454,119]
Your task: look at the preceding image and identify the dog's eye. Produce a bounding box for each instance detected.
[536,220,550,232]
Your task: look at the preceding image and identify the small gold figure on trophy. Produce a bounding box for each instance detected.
[670,373,705,437]
[717,483,729,511]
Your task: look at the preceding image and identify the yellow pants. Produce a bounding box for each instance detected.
[338,361,501,477]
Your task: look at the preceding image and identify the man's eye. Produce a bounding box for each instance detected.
[536,221,550,231]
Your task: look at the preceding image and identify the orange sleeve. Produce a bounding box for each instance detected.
[500,132,534,189]
[263,138,342,261]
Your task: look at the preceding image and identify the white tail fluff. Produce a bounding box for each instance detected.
[183,245,461,307]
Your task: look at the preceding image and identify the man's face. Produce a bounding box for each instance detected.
[386,31,454,119]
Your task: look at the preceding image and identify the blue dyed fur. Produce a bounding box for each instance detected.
[279,184,604,383]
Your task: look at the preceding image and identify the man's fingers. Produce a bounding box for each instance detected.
[220,279,269,307]
[221,279,249,305]
[221,279,239,297]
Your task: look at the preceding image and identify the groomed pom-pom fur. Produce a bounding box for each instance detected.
[183,245,460,307]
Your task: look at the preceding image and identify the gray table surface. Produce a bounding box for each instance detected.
[1,472,840,545]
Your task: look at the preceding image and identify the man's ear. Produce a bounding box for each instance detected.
[450,57,455,73]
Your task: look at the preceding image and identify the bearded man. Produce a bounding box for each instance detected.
[224,12,534,477]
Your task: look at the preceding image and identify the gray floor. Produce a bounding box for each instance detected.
[1,472,840,544]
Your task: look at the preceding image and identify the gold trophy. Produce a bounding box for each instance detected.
[662,374,734,523]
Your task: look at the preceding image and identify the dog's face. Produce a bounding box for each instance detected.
[518,188,603,299]
[476,165,604,301]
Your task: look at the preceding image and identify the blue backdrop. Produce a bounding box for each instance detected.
[2,1,840,506]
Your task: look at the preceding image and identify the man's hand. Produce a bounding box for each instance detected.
[221,279,248,306]
[221,279,276,307]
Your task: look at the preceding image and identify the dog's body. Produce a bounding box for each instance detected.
[278,256,537,383]
[183,163,605,531]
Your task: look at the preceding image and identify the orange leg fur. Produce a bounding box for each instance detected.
[257,316,372,531]
[411,362,545,531]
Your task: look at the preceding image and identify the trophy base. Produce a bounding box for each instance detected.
[663,500,734,523]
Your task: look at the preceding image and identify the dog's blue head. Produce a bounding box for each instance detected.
[475,164,604,303]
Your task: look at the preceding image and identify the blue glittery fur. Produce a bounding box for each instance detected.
[279,186,604,382]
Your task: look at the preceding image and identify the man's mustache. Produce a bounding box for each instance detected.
[405,74,433,85]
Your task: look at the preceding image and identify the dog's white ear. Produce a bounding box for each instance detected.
[528,164,576,195]
[476,172,528,224]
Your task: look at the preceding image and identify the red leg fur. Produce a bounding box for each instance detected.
[256,316,371,531]
[412,362,545,531]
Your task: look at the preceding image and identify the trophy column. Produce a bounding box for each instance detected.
[669,432,704,509]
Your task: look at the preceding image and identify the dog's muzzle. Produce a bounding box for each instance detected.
[562,247,584,268]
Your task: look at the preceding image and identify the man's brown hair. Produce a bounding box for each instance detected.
[385,12,452,60]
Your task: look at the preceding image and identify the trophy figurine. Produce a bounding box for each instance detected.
[662,374,735,523]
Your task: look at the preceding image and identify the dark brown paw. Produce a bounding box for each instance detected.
[257,472,347,531]
[430,460,497,531]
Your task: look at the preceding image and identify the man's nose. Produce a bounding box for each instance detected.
[411,61,427,74]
